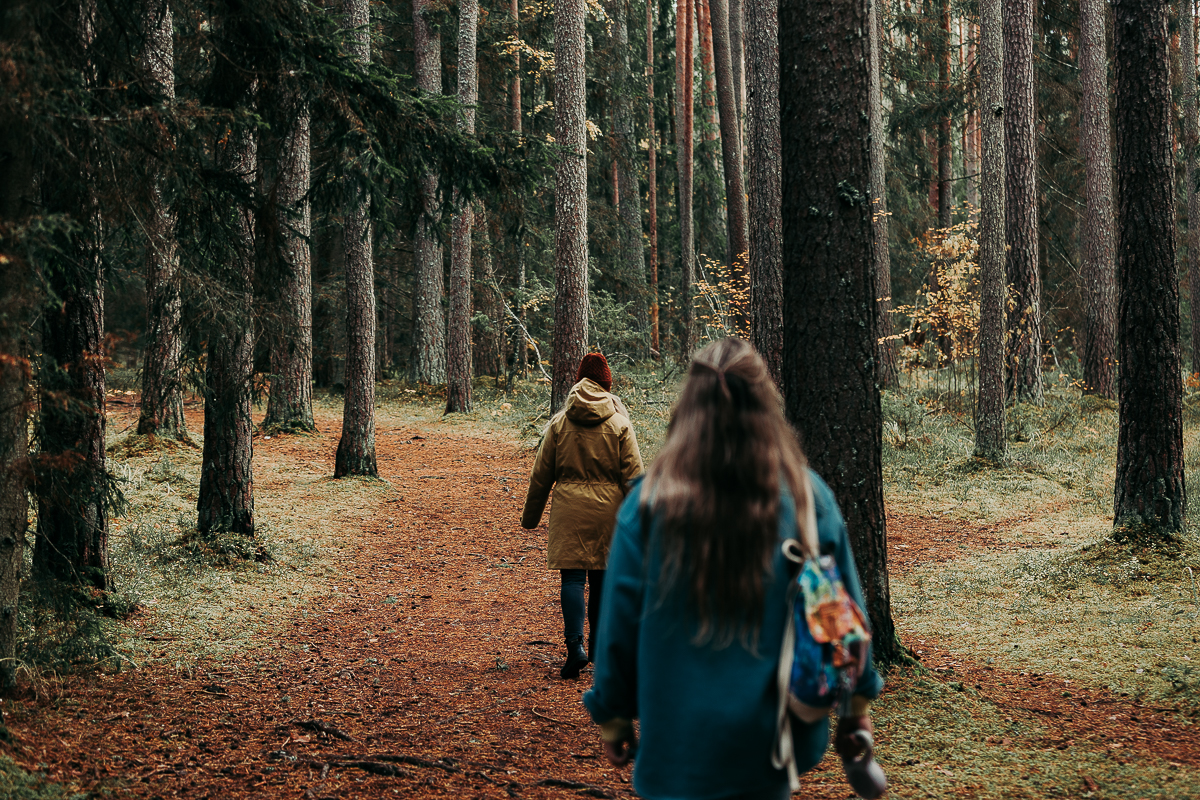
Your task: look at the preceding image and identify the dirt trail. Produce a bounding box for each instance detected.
[3,410,1196,799]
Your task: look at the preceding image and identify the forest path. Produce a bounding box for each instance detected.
[3,404,1198,799]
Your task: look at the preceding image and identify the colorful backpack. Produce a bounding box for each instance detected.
[772,473,873,788]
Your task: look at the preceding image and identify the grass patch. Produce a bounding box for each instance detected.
[873,667,1200,799]
[11,401,395,677]
[881,370,1120,522]
[879,367,1200,725]
[0,755,90,800]
[369,366,682,460]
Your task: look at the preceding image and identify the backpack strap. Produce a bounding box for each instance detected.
[772,470,818,790]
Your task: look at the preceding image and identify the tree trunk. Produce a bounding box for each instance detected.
[0,353,25,691]
[137,0,187,440]
[937,0,952,229]
[611,0,650,342]
[411,0,447,385]
[975,0,1006,461]
[474,211,504,378]
[869,0,897,388]
[1080,0,1117,398]
[964,19,979,218]
[647,0,660,357]
[335,0,378,478]
[511,0,528,379]
[34,0,109,586]
[677,0,696,357]
[697,0,724,274]
[0,253,31,692]
[730,0,745,140]
[780,0,897,663]
[551,0,590,412]
[0,6,33,685]
[264,96,316,433]
[198,119,256,536]
[1112,0,1186,536]
[1002,0,1043,404]
[699,0,718,138]
[1181,0,1200,378]
[446,0,478,414]
[746,0,781,382]
[511,0,522,134]
[709,0,750,328]
[376,253,393,379]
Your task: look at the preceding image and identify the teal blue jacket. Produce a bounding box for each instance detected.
[582,470,883,800]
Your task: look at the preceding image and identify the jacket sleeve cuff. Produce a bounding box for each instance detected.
[598,717,634,743]
[853,661,884,700]
[582,687,630,727]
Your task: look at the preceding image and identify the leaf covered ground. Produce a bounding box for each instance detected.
[1,381,1198,799]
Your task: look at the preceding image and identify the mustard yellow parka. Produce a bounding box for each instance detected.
[521,378,644,569]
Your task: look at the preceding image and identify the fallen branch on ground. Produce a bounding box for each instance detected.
[531,707,576,726]
[294,718,353,741]
[536,778,614,798]
[337,760,412,777]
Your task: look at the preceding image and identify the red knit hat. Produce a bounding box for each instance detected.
[576,353,613,391]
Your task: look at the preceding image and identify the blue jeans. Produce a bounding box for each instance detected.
[560,569,605,642]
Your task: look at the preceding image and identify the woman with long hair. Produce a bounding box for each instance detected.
[583,338,882,799]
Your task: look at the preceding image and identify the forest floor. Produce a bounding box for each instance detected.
[1,379,1199,799]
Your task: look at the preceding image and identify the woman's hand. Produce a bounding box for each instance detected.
[603,737,636,766]
[835,714,874,760]
[599,717,636,766]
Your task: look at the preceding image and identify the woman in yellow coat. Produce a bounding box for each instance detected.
[522,354,644,678]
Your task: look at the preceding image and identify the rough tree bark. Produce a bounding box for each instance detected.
[746,0,781,382]
[1181,0,1200,377]
[446,0,478,414]
[0,328,25,690]
[937,0,951,229]
[1080,0,1116,398]
[730,0,745,138]
[511,0,522,134]
[411,0,447,385]
[263,95,316,432]
[1002,0,1043,404]
[197,121,257,536]
[1112,0,1186,537]
[964,19,979,217]
[869,0,897,389]
[34,0,110,586]
[780,0,898,663]
[473,212,504,378]
[335,0,378,477]
[511,0,528,379]
[698,0,718,139]
[975,0,1006,461]
[0,171,32,689]
[376,254,393,379]
[676,0,696,357]
[137,0,187,440]
[647,0,660,357]
[550,0,589,412]
[709,0,750,328]
[611,0,650,341]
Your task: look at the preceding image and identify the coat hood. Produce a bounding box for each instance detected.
[565,378,617,426]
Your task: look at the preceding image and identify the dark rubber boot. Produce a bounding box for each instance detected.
[587,629,596,663]
[561,636,588,679]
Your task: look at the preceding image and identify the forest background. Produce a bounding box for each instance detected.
[2,0,1200,796]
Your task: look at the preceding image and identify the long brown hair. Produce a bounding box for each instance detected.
[642,337,809,648]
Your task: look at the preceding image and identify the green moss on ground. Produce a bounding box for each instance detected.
[0,755,90,800]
